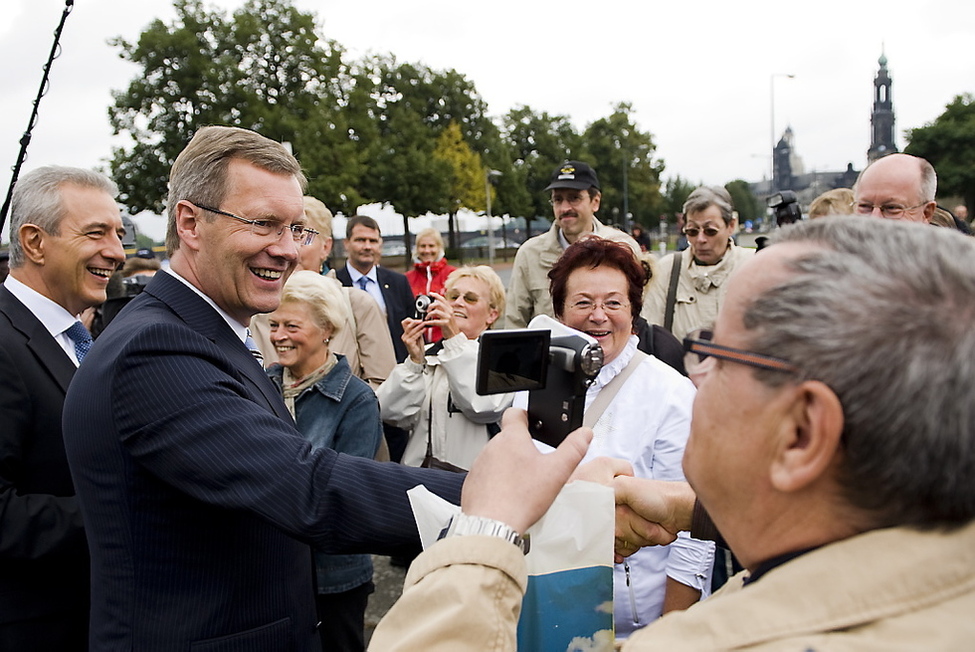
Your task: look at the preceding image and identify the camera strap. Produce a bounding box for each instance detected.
[663,251,683,334]
[583,350,648,429]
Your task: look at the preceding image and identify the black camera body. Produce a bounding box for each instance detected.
[414,294,434,320]
[121,274,152,298]
[476,329,603,447]
[767,190,802,226]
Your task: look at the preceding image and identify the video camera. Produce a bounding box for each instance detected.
[476,328,603,447]
[767,190,802,226]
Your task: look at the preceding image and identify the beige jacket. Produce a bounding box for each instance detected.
[370,520,975,651]
[641,242,754,341]
[504,219,640,329]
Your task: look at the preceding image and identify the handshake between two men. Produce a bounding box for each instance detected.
[461,407,699,562]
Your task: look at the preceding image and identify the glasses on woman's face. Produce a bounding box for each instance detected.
[445,289,482,305]
[565,298,629,314]
[682,225,722,238]
[682,328,800,378]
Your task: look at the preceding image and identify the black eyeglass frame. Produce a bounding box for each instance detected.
[192,203,319,245]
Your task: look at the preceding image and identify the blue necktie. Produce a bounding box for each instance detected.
[357,276,369,292]
[65,321,93,363]
[244,329,264,367]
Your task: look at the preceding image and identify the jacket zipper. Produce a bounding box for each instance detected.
[624,561,641,626]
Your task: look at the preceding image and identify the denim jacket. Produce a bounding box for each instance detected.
[268,355,383,593]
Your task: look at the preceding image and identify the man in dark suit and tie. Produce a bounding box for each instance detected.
[62,126,464,651]
[335,215,417,464]
[0,166,126,650]
[334,215,415,364]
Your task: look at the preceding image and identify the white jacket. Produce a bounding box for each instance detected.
[377,333,514,470]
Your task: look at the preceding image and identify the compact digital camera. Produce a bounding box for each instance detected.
[414,294,434,320]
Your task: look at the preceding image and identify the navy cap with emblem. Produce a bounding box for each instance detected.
[544,160,600,191]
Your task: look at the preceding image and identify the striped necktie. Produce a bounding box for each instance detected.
[244,329,264,367]
[357,276,369,291]
[65,321,93,363]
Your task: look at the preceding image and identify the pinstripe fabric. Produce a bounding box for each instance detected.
[62,272,463,651]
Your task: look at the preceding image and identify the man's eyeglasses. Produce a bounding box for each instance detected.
[445,289,483,305]
[683,328,800,377]
[683,226,722,238]
[193,203,319,246]
[852,201,927,219]
[566,298,629,314]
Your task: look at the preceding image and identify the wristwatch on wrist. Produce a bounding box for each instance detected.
[439,513,530,554]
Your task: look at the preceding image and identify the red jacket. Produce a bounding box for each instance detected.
[405,258,457,343]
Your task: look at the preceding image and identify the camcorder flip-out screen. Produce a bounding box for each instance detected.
[477,329,602,448]
[476,330,550,395]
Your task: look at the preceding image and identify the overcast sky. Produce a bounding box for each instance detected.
[2,0,973,234]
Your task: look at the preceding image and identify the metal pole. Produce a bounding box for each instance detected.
[0,1,75,233]
[485,169,495,266]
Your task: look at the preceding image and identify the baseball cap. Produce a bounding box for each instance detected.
[544,160,600,191]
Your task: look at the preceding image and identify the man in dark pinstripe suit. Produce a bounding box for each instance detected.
[62,126,463,651]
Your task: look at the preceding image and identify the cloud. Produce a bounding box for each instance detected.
[566,629,615,652]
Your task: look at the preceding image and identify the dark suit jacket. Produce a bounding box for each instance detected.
[0,285,88,645]
[62,272,463,651]
[336,264,415,363]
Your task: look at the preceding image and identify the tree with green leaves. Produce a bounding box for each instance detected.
[660,175,697,221]
[583,103,665,229]
[905,93,975,217]
[502,106,582,236]
[433,121,486,255]
[109,0,349,214]
[725,179,762,223]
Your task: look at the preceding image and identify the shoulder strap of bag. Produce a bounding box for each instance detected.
[664,250,682,334]
[584,350,648,429]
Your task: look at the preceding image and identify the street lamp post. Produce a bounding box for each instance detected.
[770,73,795,196]
[485,169,502,265]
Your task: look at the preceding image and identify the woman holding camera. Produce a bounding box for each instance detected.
[377,266,513,472]
[545,237,714,641]
[405,228,457,344]
[265,271,383,652]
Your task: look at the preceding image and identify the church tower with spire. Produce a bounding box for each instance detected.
[867,50,897,162]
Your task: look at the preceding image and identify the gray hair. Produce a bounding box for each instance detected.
[9,166,118,267]
[683,185,735,225]
[918,157,937,203]
[279,270,350,335]
[745,216,975,529]
[166,126,306,256]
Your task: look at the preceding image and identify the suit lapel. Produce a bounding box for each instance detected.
[0,285,75,393]
[143,274,293,423]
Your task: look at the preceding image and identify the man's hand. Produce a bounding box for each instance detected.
[461,408,592,534]
[613,478,697,562]
[571,456,634,485]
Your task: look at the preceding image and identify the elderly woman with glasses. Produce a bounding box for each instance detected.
[641,186,755,341]
[376,266,513,472]
[265,271,383,652]
[537,236,714,642]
